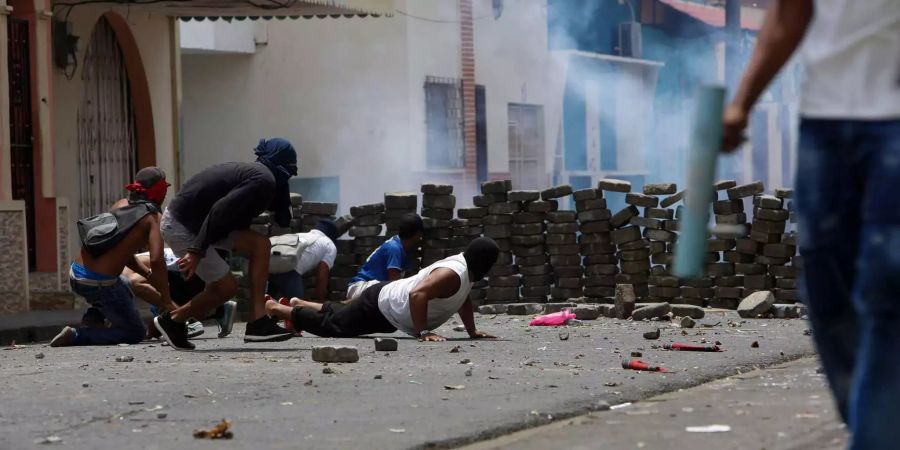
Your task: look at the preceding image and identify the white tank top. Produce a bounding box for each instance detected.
[377,253,472,336]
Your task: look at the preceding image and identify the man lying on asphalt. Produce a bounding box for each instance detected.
[265,237,500,341]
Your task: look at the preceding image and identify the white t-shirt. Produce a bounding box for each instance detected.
[294,229,337,275]
[800,0,900,119]
[377,253,472,336]
[136,248,178,270]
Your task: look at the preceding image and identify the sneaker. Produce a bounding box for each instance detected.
[215,300,237,338]
[50,326,77,347]
[244,316,293,343]
[187,319,205,338]
[154,312,195,351]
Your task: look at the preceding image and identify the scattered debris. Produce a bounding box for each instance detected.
[322,367,338,374]
[280,402,293,406]
[632,303,672,321]
[594,400,611,411]
[374,338,398,352]
[127,401,145,405]
[389,428,406,433]
[312,345,359,363]
[157,413,168,419]
[444,385,466,390]
[664,343,721,352]
[449,346,461,353]
[559,331,570,341]
[610,402,632,410]
[630,351,642,357]
[453,325,467,332]
[685,424,731,433]
[751,341,760,348]
[459,358,471,364]
[34,436,62,445]
[622,359,667,372]
[465,368,473,377]
[643,328,661,340]
[115,356,134,363]
[193,419,233,439]
[803,329,812,336]
[34,352,45,359]
[603,382,620,387]
[678,316,696,329]
[374,375,383,380]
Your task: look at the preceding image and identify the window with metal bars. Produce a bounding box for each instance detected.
[424,76,464,169]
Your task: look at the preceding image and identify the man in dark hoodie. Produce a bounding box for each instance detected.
[263,237,500,341]
[154,138,297,350]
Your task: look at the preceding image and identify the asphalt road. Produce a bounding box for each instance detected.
[0,311,815,449]
[462,357,847,450]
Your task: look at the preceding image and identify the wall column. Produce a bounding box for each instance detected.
[0,0,12,201]
[459,0,476,196]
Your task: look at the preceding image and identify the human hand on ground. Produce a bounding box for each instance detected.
[469,331,497,340]
[420,333,447,342]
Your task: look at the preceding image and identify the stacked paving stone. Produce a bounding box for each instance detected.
[702,180,749,309]
[575,187,615,303]
[507,188,544,303]
[772,188,800,304]
[478,180,519,305]
[541,185,581,302]
[746,191,797,305]
[420,184,455,267]
[349,202,387,259]
[384,192,420,273]
[457,203,489,304]
[250,212,272,237]
[604,179,652,300]
[328,239,357,301]
[639,183,683,305]
[299,201,339,233]
[384,192,418,237]
[289,193,304,232]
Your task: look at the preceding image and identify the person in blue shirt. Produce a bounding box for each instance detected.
[346,213,423,300]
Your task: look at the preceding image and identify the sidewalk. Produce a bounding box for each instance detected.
[0,310,87,346]
[461,357,847,450]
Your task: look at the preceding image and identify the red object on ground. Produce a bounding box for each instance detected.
[664,343,722,352]
[621,359,667,372]
[279,297,295,332]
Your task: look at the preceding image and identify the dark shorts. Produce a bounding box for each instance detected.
[290,282,396,338]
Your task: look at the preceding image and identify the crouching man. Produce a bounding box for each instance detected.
[265,237,499,341]
[51,168,172,347]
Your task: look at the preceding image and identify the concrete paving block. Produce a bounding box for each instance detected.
[659,190,686,208]
[547,211,577,223]
[575,198,608,212]
[421,183,454,195]
[374,338,398,352]
[477,304,508,314]
[714,180,737,190]
[643,183,677,195]
[481,180,511,194]
[775,188,794,199]
[577,209,611,223]
[384,192,417,209]
[526,200,558,213]
[573,188,600,201]
[350,203,386,217]
[625,193,659,208]
[755,195,784,210]
[631,303,672,321]
[598,178,631,193]
[507,303,545,315]
[737,290,775,318]
[507,190,541,202]
[422,194,457,210]
[541,184,574,200]
[671,304,705,319]
[727,181,765,200]
[488,202,520,215]
[572,306,602,320]
[312,346,360,363]
[611,205,640,228]
[614,284,636,319]
[544,303,577,314]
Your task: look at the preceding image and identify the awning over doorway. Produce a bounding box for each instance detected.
[89,0,393,19]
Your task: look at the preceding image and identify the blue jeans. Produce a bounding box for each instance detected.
[795,118,900,450]
[267,271,305,299]
[70,276,145,345]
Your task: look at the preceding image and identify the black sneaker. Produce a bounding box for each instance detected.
[244,316,293,343]
[154,312,195,351]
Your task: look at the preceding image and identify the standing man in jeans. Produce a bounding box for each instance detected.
[50,167,172,347]
[154,138,298,350]
[721,1,899,448]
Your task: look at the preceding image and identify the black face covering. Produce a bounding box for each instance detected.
[463,237,500,282]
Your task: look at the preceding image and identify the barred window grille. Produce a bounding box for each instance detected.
[424,76,464,169]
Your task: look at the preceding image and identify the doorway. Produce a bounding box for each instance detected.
[508,103,545,190]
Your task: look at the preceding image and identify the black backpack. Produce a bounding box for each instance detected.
[77,200,160,257]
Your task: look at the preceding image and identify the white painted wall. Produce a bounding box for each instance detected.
[181,20,257,54]
[181,0,571,209]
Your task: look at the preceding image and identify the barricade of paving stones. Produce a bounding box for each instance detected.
[247,179,801,317]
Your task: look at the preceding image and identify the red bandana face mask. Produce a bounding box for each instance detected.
[125,179,170,205]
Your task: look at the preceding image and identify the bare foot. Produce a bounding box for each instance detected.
[289,298,303,307]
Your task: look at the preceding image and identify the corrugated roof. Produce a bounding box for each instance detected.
[141,0,392,19]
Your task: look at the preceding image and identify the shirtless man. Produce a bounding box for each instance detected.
[50,167,171,347]
[264,237,500,341]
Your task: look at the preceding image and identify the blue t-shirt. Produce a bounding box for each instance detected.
[350,236,411,284]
